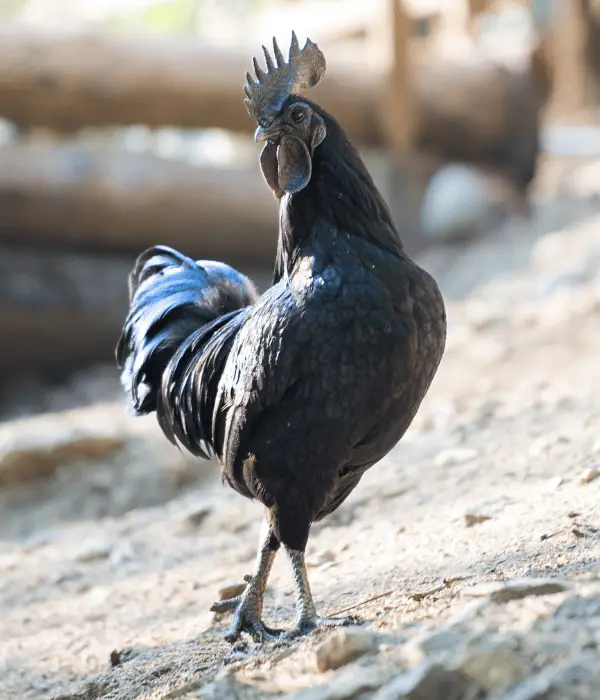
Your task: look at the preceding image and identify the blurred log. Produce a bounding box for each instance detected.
[0,242,272,374]
[0,27,381,145]
[0,142,278,264]
[416,58,540,190]
[0,244,131,373]
[0,140,434,259]
[545,0,600,118]
[0,27,543,181]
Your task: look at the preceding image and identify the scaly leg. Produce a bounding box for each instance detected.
[282,547,356,639]
[210,520,282,642]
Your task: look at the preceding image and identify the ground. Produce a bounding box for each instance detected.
[1,174,600,699]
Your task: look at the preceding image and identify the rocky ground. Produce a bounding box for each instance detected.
[2,168,600,699]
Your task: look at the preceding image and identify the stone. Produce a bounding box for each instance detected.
[181,505,212,528]
[409,584,445,602]
[202,673,245,700]
[373,661,482,700]
[74,538,111,563]
[407,625,473,660]
[464,578,571,603]
[542,477,563,494]
[217,581,247,601]
[289,668,392,700]
[420,164,492,243]
[315,629,379,673]
[578,466,600,484]
[0,406,127,487]
[308,550,337,568]
[459,649,526,692]
[464,511,493,528]
[434,448,478,468]
[500,660,599,700]
[109,541,138,567]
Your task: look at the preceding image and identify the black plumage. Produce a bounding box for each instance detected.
[117,34,446,642]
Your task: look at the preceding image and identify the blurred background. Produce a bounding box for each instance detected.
[0,0,600,462]
[4,4,600,697]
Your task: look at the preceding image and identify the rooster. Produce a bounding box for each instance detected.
[117,33,446,642]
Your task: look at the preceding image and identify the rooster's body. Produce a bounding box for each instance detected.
[117,35,446,641]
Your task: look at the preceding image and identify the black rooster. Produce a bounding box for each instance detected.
[117,33,446,642]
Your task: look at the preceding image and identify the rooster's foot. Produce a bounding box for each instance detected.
[282,614,358,640]
[222,596,283,643]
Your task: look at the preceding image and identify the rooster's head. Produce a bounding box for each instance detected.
[244,32,327,197]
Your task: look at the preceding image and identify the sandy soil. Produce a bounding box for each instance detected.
[1,180,600,699]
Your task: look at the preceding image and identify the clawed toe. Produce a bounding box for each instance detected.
[282,614,358,640]
[224,610,283,643]
[224,622,282,643]
[210,595,243,614]
[213,585,283,643]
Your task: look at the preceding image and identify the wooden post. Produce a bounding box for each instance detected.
[379,0,417,154]
[546,0,600,119]
[467,0,489,34]
[467,0,488,16]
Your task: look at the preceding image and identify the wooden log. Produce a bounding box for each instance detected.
[416,57,540,190]
[0,244,132,372]
[0,26,382,144]
[0,139,433,259]
[0,141,279,264]
[0,25,543,172]
[0,242,273,374]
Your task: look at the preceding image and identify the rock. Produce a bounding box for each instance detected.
[308,550,337,568]
[528,435,570,459]
[420,164,493,243]
[406,625,473,660]
[443,573,474,585]
[0,405,129,487]
[459,649,526,692]
[289,668,392,700]
[464,511,493,528]
[409,583,445,601]
[464,578,571,603]
[578,466,600,485]
[182,505,212,527]
[217,581,247,601]
[109,541,138,567]
[434,448,478,468]
[74,538,111,563]
[373,661,482,700]
[542,477,563,494]
[176,505,212,535]
[202,673,245,700]
[500,659,599,700]
[315,629,378,673]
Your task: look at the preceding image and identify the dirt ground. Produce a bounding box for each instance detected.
[2,163,600,699]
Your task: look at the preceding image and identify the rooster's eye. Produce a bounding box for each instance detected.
[290,107,305,124]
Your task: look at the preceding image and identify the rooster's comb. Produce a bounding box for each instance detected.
[243,32,326,127]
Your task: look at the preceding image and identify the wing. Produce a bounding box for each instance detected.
[212,282,303,494]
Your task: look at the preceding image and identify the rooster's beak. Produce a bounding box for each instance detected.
[254,125,279,143]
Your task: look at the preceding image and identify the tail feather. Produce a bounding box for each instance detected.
[156,309,247,459]
[117,245,257,423]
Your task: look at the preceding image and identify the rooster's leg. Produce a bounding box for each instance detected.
[282,547,356,638]
[210,520,282,643]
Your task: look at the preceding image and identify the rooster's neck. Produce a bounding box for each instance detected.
[275,111,403,282]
